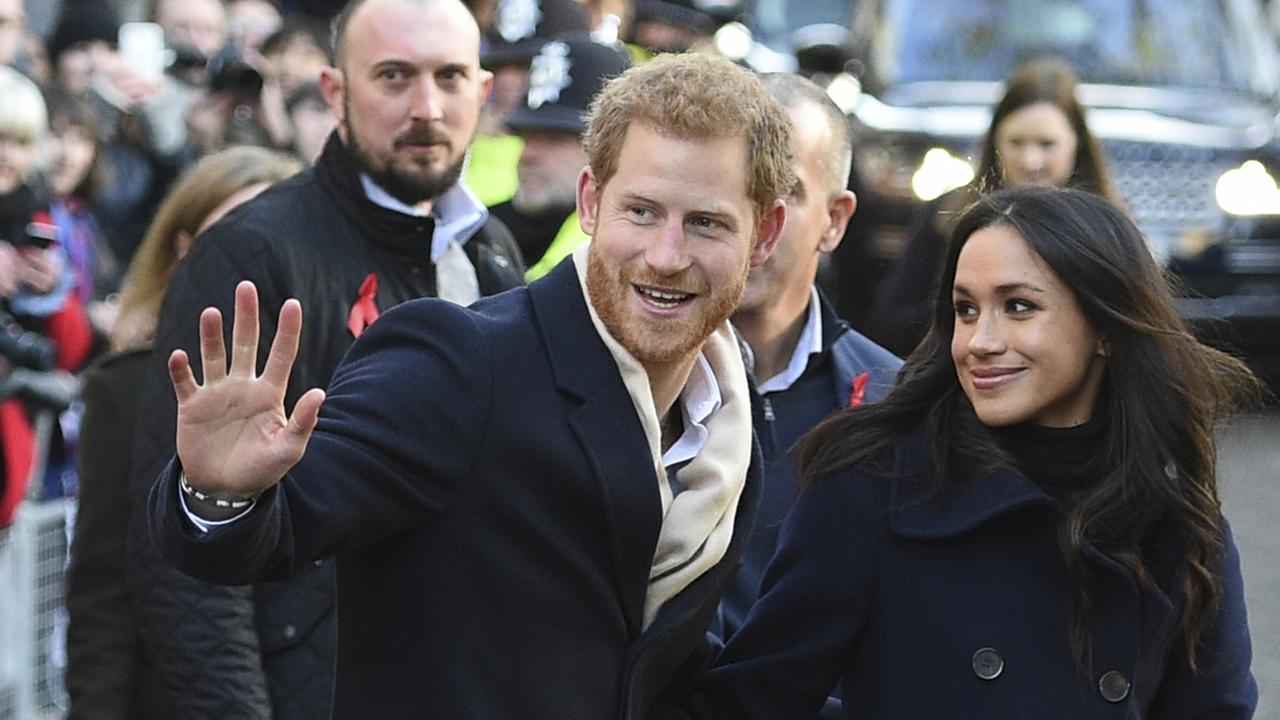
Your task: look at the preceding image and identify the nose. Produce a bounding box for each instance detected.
[644,221,691,277]
[408,79,444,123]
[1015,147,1045,176]
[967,312,1006,356]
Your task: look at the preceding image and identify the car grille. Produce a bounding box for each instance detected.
[1106,141,1236,244]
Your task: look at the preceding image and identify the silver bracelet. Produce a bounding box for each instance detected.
[179,472,258,510]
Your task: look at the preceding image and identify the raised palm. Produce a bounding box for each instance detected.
[169,281,325,502]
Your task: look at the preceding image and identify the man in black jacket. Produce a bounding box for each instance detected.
[150,51,793,718]
[126,0,524,717]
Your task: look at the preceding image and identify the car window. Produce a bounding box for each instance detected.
[750,0,857,49]
[877,0,1266,94]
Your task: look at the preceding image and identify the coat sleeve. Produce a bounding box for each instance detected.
[125,231,285,718]
[1148,520,1258,719]
[64,359,142,720]
[655,470,884,719]
[149,296,494,584]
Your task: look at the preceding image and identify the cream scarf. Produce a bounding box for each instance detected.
[572,244,753,629]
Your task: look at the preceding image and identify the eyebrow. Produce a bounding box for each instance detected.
[952,281,1048,296]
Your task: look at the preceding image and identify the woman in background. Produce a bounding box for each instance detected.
[663,186,1260,719]
[868,57,1118,356]
[63,146,300,720]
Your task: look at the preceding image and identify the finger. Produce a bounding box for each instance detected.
[286,388,326,444]
[229,280,260,377]
[199,306,226,382]
[168,349,199,402]
[262,298,302,390]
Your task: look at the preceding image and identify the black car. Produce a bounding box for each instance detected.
[738,0,1280,386]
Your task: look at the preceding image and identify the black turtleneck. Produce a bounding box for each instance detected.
[995,417,1109,505]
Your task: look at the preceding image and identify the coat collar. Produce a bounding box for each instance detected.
[527,259,664,637]
[313,131,437,260]
[886,428,1056,539]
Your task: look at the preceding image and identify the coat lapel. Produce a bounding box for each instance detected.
[528,261,663,637]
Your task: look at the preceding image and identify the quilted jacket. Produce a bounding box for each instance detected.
[126,132,525,719]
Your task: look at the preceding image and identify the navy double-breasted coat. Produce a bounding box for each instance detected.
[665,429,1256,719]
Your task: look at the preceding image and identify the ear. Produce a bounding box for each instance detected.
[477,68,495,105]
[319,66,346,129]
[749,198,787,267]
[576,166,600,237]
[819,189,857,254]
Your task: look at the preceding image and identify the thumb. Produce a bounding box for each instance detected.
[287,387,326,442]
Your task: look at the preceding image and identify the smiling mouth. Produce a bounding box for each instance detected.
[969,367,1027,390]
[635,285,695,309]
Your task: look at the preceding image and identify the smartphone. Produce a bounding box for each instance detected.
[118,22,167,83]
[21,220,57,249]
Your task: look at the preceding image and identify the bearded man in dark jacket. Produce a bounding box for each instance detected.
[124,0,525,717]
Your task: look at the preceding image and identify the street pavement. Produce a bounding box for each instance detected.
[1218,409,1280,719]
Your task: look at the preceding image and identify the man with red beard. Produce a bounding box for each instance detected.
[127,0,525,717]
[148,51,793,718]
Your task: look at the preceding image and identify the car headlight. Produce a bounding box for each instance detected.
[911,148,975,202]
[1215,160,1280,216]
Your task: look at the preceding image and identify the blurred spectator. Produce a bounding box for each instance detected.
[0,65,77,329]
[253,16,332,153]
[46,1,120,97]
[0,65,94,525]
[283,80,333,162]
[44,87,120,342]
[489,34,629,279]
[0,0,22,68]
[64,146,302,720]
[123,0,525,716]
[153,0,227,75]
[259,16,329,97]
[226,0,283,53]
[44,1,194,268]
[866,58,1118,357]
[183,42,277,156]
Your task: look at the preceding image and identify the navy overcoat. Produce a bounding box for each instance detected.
[665,429,1256,719]
[150,259,763,719]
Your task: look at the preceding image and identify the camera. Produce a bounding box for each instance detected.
[206,45,264,102]
[0,314,56,371]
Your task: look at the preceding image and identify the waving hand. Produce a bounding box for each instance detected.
[168,281,325,510]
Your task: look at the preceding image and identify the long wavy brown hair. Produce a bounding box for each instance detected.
[799,185,1261,674]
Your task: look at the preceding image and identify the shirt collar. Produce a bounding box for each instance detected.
[662,351,722,468]
[755,286,824,394]
[358,174,489,261]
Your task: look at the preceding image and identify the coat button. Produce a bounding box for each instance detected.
[1098,670,1130,702]
[971,647,1004,680]
[282,624,298,640]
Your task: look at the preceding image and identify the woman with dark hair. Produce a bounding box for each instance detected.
[661,186,1260,719]
[867,57,1118,356]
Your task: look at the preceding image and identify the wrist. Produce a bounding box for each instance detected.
[179,472,259,520]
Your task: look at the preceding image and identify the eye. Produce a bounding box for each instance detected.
[379,67,407,84]
[1007,298,1038,314]
[689,215,721,232]
[953,300,977,320]
[438,67,465,86]
[628,206,653,221]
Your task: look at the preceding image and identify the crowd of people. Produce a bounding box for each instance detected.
[0,0,1265,718]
